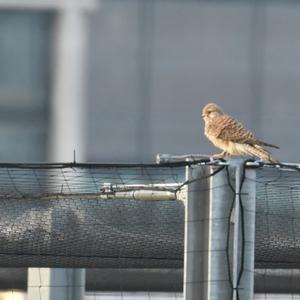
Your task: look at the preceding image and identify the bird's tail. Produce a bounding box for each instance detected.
[243,144,279,163]
[257,140,279,149]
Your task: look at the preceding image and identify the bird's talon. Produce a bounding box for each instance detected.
[213,152,226,158]
[216,157,227,163]
[209,156,227,163]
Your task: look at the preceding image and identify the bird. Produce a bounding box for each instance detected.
[202,103,279,163]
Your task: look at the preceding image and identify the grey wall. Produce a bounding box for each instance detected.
[87,0,300,163]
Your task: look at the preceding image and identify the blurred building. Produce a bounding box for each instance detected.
[1,0,300,164]
[87,0,300,163]
[0,0,300,298]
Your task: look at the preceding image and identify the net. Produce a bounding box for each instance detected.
[0,161,298,272]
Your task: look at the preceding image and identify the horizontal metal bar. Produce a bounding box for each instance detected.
[156,153,211,164]
[101,182,182,192]
[4,189,186,202]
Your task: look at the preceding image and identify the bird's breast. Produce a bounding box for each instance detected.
[207,135,229,150]
[204,122,231,151]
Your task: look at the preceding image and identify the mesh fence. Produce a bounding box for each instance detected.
[0,163,185,268]
[0,161,299,296]
[256,167,300,268]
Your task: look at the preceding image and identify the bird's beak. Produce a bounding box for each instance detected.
[202,114,205,117]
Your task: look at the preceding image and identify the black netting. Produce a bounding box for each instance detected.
[0,162,299,270]
[0,163,185,268]
[255,167,300,268]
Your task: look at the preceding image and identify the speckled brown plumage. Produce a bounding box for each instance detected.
[202,103,279,162]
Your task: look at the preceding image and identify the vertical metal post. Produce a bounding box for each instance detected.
[184,164,232,300]
[48,6,88,160]
[28,3,96,299]
[183,161,256,300]
[183,164,208,299]
[232,164,241,300]
[231,162,256,300]
[27,268,85,300]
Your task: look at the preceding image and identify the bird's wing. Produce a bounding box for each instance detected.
[215,115,257,144]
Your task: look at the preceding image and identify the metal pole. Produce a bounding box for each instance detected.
[183,164,232,299]
[48,6,88,161]
[183,161,256,300]
[27,269,85,300]
[156,153,210,164]
[28,3,95,299]
[183,164,206,299]
[232,164,241,300]
[231,162,256,299]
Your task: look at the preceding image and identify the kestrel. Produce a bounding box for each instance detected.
[202,103,279,163]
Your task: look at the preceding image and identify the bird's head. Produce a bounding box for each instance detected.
[202,103,224,120]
